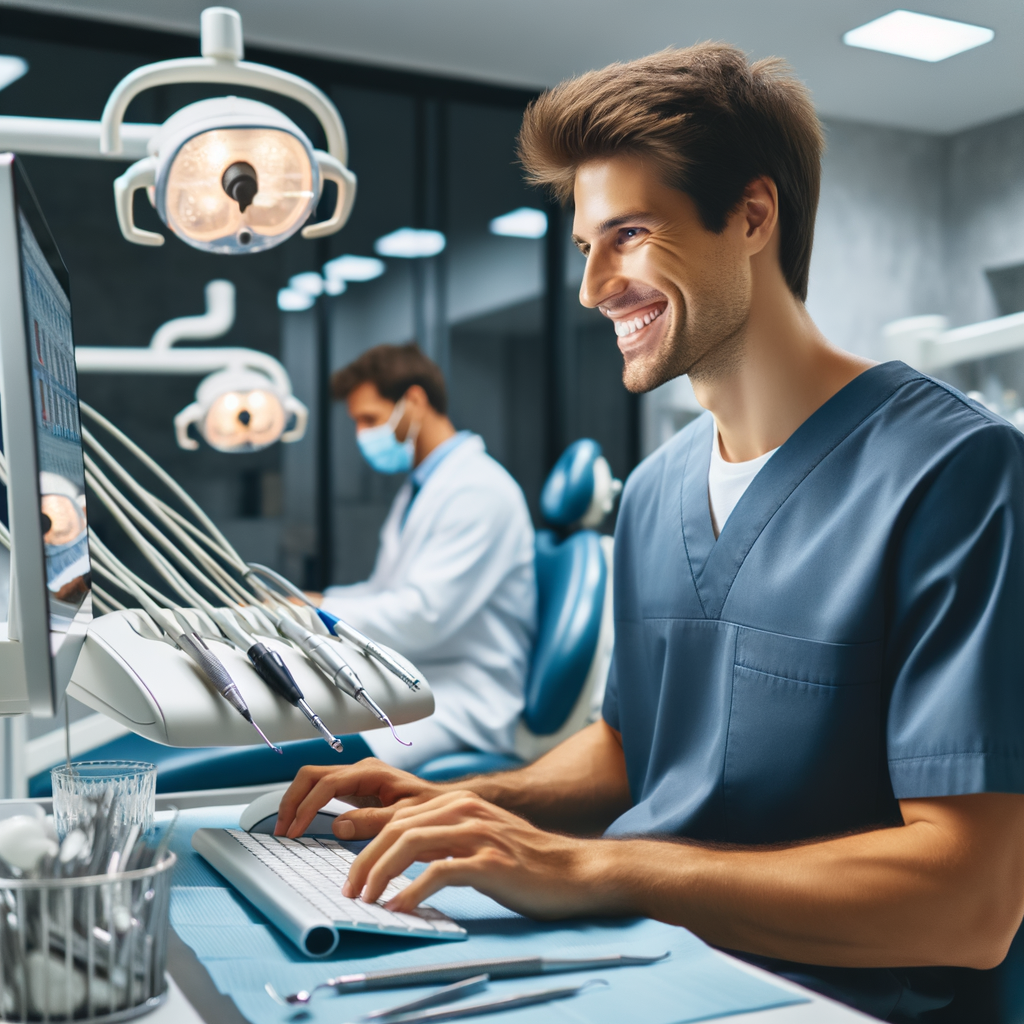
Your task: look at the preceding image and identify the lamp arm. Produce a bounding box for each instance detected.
[100,58,349,164]
[0,116,157,161]
[75,346,294,395]
[150,280,236,351]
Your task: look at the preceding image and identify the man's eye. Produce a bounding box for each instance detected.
[617,227,646,244]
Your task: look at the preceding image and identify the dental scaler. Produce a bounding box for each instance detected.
[273,612,410,746]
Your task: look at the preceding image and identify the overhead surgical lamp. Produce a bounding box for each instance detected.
[0,7,356,253]
[76,279,308,452]
[174,366,304,452]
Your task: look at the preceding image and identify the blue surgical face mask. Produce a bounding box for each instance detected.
[356,399,420,474]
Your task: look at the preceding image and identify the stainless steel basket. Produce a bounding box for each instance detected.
[0,852,176,1022]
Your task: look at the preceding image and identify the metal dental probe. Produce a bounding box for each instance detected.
[265,952,669,1003]
[170,613,282,753]
[273,612,411,746]
[245,562,425,692]
[212,608,343,752]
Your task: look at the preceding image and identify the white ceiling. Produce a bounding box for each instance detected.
[3,0,1024,134]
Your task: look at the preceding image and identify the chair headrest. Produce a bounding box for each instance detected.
[540,439,622,529]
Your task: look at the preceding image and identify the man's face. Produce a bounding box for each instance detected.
[573,155,752,393]
[346,382,397,431]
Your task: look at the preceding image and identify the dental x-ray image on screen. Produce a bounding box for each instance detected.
[19,206,91,650]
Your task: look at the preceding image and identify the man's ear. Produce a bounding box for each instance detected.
[740,176,779,253]
[403,384,431,414]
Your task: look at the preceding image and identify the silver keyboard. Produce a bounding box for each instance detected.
[192,827,467,957]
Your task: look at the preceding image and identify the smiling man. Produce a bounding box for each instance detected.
[276,45,1024,1021]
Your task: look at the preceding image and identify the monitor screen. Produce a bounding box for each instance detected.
[17,195,91,656]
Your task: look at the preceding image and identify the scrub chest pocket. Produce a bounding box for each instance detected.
[724,628,885,844]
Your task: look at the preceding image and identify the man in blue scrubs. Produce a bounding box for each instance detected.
[277,44,1024,1021]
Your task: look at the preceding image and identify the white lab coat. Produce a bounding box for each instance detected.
[321,435,536,769]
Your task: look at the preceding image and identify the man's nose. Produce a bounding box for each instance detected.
[579,247,629,310]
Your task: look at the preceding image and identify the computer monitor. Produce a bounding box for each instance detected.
[0,153,91,716]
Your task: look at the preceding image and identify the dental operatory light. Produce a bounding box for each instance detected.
[843,10,994,62]
[104,7,356,251]
[0,56,28,92]
[374,228,446,259]
[489,207,547,239]
[77,279,309,452]
[131,97,322,255]
[323,254,385,283]
[175,366,306,453]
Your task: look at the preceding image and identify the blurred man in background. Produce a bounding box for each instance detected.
[317,343,536,770]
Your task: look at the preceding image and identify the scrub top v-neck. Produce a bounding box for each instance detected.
[603,360,1024,846]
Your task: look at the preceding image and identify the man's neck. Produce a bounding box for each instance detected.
[690,265,874,464]
[413,414,458,467]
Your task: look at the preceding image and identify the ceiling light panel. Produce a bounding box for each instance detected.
[374,228,446,259]
[0,56,27,92]
[490,207,547,239]
[323,254,386,282]
[277,288,315,312]
[288,271,324,297]
[843,10,994,62]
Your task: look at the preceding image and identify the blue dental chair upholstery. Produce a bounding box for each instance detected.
[30,440,616,795]
[414,440,613,781]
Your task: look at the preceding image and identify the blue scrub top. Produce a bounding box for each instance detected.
[603,361,1024,1019]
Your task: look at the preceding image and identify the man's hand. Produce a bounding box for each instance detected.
[343,790,617,920]
[275,722,632,842]
[274,760,446,839]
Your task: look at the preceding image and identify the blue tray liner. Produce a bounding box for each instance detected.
[165,806,807,1024]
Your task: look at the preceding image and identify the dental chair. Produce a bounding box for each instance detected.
[28,440,620,795]
[413,439,620,782]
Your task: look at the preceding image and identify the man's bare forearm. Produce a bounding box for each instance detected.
[458,721,632,834]
[581,793,1024,969]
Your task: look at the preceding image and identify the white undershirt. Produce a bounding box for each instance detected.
[708,422,778,537]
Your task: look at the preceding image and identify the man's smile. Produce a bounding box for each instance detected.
[600,296,670,355]
[612,303,665,338]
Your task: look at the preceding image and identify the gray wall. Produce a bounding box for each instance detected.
[807,119,947,360]
[807,112,1024,359]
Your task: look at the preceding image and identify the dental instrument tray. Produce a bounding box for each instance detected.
[192,828,467,957]
[68,607,434,747]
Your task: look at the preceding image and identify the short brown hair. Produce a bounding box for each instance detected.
[331,343,448,414]
[518,43,824,301]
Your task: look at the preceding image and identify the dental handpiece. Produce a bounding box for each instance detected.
[173,626,282,754]
[244,562,424,693]
[212,609,343,753]
[329,617,424,694]
[275,615,410,746]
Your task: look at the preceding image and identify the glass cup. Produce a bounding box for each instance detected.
[50,759,157,843]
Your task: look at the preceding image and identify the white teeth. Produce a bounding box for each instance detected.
[614,307,662,338]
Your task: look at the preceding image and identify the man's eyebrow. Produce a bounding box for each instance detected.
[572,212,656,246]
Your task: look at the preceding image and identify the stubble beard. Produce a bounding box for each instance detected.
[621,292,750,395]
